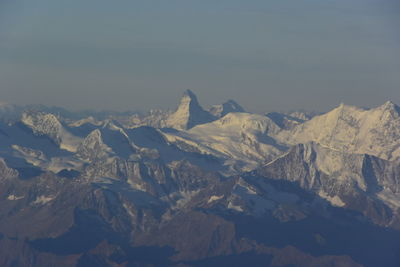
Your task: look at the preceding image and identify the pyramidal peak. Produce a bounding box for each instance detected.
[182,89,197,99]
[166,90,215,130]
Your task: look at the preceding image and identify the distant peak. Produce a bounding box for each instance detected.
[177,89,201,108]
[166,90,214,130]
[377,101,400,115]
[182,89,197,99]
[380,100,398,109]
[209,99,245,118]
[225,99,237,104]
[384,100,395,105]
[178,90,201,107]
[332,102,364,113]
[223,99,244,110]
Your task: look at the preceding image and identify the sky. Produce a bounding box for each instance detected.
[0,0,399,113]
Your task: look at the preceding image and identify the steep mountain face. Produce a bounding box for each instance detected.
[21,112,82,152]
[253,142,400,227]
[278,102,400,161]
[209,100,245,118]
[166,90,215,130]
[1,96,400,266]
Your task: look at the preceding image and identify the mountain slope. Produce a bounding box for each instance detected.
[21,112,83,152]
[253,142,400,227]
[278,102,400,161]
[164,112,287,172]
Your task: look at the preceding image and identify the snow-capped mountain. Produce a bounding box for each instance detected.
[166,89,216,130]
[278,101,400,161]
[1,93,400,267]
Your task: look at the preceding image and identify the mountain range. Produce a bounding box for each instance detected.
[1,91,400,266]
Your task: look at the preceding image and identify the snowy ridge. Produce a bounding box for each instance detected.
[277,101,400,161]
[164,112,287,171]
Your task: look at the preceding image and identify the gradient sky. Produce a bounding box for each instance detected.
[0,0,399,113]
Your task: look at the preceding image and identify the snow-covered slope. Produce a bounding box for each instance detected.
[164,112,287,171]
[277,102,400,161]
[21,112,82,152]
[166,90,215,130]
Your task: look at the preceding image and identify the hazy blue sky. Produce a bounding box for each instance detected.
[0,0,399,113]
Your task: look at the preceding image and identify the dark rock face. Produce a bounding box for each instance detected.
[255,143,400,229]
[1,160,400,267]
